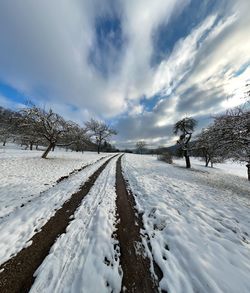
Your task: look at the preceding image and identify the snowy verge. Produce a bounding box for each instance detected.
[0,155,113,266]
[30,156,122,293]
[122,154,250,293]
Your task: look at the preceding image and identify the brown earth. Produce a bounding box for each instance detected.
[115,155,159,293]
[0,155,116,293]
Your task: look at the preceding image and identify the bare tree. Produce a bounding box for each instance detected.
[18,106,78,158]
[194,126,225,167]
[63,123,93,152]
[173,117,197,168]
[136,141,146,155]
[212,107,250,180]
[0,107,16,146]
[85,118,117,154]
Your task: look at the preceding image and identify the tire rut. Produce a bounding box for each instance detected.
[34,155,122,292]
[0,154,117,293]
[115,155,159,292]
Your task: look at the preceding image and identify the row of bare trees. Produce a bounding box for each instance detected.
[0,105,117,158]
[173,106,250,180]
[194,107,250,180]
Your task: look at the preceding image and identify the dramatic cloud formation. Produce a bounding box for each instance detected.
[0,0,249,148]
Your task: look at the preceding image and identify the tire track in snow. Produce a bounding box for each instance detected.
[115,155,159,292]
[0,154,113,266]
[0,154,118,293]
[31,154,122,293]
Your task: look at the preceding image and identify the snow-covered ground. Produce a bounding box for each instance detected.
[0,148,113,265]
[123,154,250,293]
[1,149,250,293]
[174,156,247,178]
[30,156,122,293]
[0,146,110,218]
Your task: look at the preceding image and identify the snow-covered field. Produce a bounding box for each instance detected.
[174,156,247,178]
[123,154,250,293]
[0,149,250,293]
[0,147,113,265]
[0,146,110,218]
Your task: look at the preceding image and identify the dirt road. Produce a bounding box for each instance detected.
[0,154,160,293]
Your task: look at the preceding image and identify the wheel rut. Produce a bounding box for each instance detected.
[115,155,159,292]
[0,154,117,293]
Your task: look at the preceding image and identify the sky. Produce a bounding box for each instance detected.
[0,0,249,149]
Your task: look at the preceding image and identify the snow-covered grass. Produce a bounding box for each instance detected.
[174,156,247,178]
[0,146,114,265]
[30,156,121,293]
[1,148,249,292]
[0,146,111,218]
[123,154,250,293]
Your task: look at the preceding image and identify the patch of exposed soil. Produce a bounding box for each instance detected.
[115,156,159,292]
[56,155,107,184]
[0,155,116,293]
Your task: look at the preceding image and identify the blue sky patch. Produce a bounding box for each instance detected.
[233,62,250,77]
[0,81,27,106]
[151,0,221,66]
[142,94,162,111]
[88,15,124,76]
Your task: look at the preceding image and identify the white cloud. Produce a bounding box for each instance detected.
[0,0,191,120]
[0,0,249,148]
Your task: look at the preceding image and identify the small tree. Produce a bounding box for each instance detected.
[136,141,146,155]
[173,117,197,168]
[85,118,117,154]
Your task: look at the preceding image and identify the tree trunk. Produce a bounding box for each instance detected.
[52,145,55,151]
[97,144,100,154]
[36,143,39,150]
[184,150,191,168]
[30,143,33,151]
[247,163,250,181]
[205,156,210,167]
[42,143,55,159]
[3,140,6,146]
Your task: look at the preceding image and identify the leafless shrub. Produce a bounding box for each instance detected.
[157,152,173,164]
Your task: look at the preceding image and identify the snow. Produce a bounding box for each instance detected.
[122,154,250,293]
[30,155,122,293]
[174,156,247,178]
[0,150,113,265]
[1,148,250,292]
[0,147,110,218]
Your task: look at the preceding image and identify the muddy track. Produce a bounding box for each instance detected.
[55,155,109,184]
[115,156,159,292]
[0,154,117,293]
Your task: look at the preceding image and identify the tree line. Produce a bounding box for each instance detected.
[173,106,250,180]
[0,104,117,158]
[133,102,249,180]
